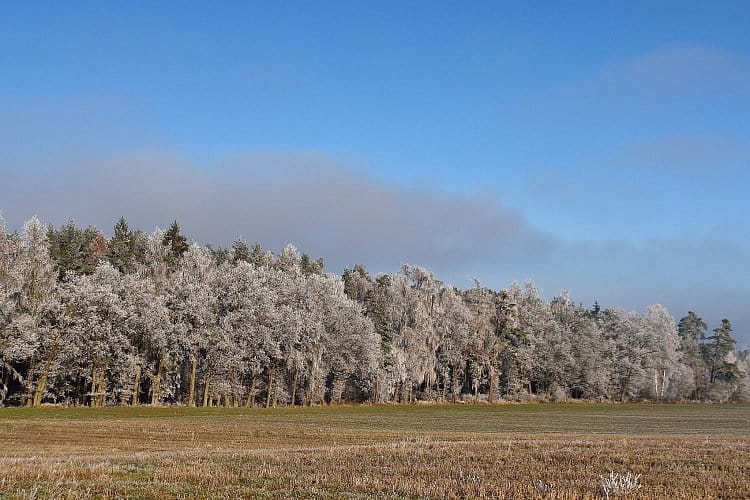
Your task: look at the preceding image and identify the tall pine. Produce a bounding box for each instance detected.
[704,319,740,392]
[107,217,136,273]
[678,311,708,398]
[162,220,189,271]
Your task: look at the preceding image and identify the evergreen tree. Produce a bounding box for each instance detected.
[342,265,371,302]
[205,244,231,265]
[48,220,99,278]
[677,311,708,399]
[300,253,324,275]
[704,319,740,395]
[249,243,264,267]
[107,217,136,273]
[588,301,602,320]
[232,239,251,264]
[162,221,189,271]
[678,311,707,342]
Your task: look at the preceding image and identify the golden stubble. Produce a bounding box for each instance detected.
[0,403,748,499]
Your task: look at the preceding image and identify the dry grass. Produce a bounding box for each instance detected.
[0,403,748,498]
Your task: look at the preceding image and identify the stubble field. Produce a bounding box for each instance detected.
[0,403,748,499]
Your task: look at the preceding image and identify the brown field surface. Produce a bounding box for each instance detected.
[0,403,748,498]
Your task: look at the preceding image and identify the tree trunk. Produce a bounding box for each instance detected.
[97,366,107,407]
[150,358,163,406]
[620,370,632,402]
[290,368,299,406]
[545,376,554,400]
[75,375,84,406]
[488,364,495,404]
[33,371,48,408]
[91,365,99,408]
[33,350,58,408]
[246,375,256,407]
[187,357,197,407]
[24,356,37,407]
[525,368,532,395]
[202,373,211,407]
[452,368,459,403]
[132,370,141,406]
[265,365,274,408]
[304,383,312,406]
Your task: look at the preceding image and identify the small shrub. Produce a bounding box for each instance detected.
[600,471,642,498]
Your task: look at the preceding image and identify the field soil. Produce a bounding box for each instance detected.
[0,403,748,498]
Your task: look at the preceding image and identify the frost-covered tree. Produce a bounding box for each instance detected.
[318,272,379,403]
[677,311,708,399]
[434,286,470,401]
[641,305,682,400]
[0,214,746,406]
[140,229,170,289]
[531,292,576,400]
[704,319,741,401]
[217,261,283,407]
[120,271,171,405]
[167,245,218,406]
[464,282,502,401]
[59,264,130,406]
[342,265,372,303]
[0,215,22,404]
[568,311,609,399]
[381,266,443,402]
[2,217,58,406]
[501,282,543,398]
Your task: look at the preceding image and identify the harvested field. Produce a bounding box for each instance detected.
[0,403,748,498]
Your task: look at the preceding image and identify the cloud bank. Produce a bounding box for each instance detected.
[1,43,748,345]
[1,151,553,273]
[1,150,747,347]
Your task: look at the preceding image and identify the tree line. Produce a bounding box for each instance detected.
[0,216,747,407]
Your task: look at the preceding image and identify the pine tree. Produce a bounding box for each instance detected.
[677,311,708,399]
[589,301,602,320]
[300,254,324,275]
[107,217,136,273]
[162,221,189,271]
[678,311,707,342]
[342,265,371,302]
[48,220,100,278]
[704,319,740,396]
[232,239,251,264]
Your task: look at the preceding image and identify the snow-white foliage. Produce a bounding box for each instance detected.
[0,216,746,406]
[600,471,642,498]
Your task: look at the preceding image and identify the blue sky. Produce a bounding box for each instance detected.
[1,2,749,344]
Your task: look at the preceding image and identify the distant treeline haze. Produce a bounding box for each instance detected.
[0,216,747,407]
